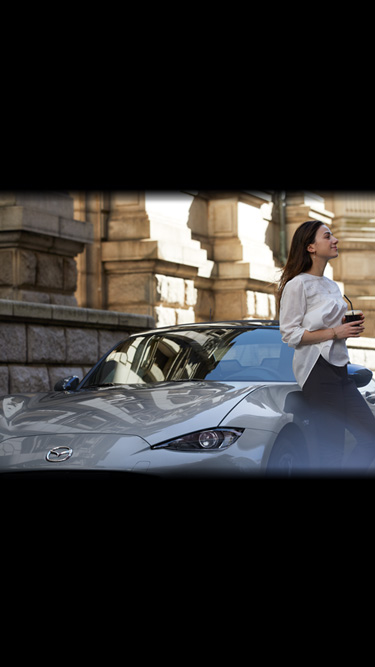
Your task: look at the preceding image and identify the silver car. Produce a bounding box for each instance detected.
[1,320,374,478]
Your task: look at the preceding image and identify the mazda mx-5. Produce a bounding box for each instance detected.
[1,320,374,477]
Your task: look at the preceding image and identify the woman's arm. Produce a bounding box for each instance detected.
[279,278,307,348]
[300,315,365,345]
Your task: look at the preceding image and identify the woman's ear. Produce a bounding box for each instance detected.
[307,243,316,254]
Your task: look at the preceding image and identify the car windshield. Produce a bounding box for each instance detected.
[82,327,296,387]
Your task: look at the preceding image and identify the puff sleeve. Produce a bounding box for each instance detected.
[279,277,307,349]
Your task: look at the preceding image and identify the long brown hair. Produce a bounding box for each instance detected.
[275,220,323,315]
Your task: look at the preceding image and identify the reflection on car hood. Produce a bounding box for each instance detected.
[0,381,260,446]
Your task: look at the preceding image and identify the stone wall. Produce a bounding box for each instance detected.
[0,299,155,394]
[0,192,93,305]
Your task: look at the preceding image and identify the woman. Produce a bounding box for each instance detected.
[278,220,375,471]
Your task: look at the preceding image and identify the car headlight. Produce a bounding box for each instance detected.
[151,428,244,451]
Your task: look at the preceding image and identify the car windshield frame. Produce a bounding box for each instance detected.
[80,324,296,388]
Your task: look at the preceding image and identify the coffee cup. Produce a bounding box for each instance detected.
[345,310,363,324]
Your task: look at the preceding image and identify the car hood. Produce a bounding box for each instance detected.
[0,381,260,447]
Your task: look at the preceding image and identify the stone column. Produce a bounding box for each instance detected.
[327,192,375,295]
[101,192,212,326]
[328,192,375,336]
[284,191,334,242]
[193,192,278,321]
[72,191,108,310]
[0,192,93,304]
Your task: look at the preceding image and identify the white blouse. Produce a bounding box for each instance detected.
[279,272,350,387]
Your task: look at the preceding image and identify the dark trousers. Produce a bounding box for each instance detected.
[302,355,375,470]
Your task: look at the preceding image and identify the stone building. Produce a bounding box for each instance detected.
[0,193,154,394]
[73,189,375,329]
[1,189,375,393]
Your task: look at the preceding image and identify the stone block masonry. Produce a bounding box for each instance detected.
[0,191,93,305]
[0,300,155,394]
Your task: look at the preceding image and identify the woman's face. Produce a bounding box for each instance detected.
[308,224,339,260]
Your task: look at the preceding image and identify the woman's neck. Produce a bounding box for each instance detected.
[306,258,328,277]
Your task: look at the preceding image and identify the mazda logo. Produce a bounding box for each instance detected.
[46,446,73,463]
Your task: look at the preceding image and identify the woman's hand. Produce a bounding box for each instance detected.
[334,313,365,339]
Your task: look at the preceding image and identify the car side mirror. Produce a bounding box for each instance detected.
[347,364,373,388]
[54,375,80,392]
